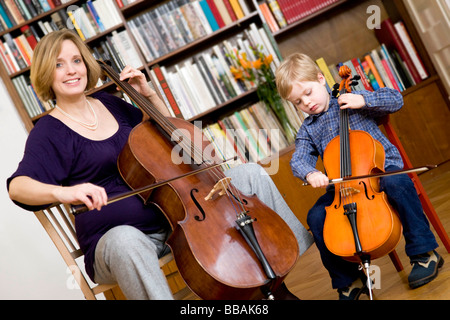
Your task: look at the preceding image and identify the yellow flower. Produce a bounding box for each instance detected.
[263,54,273,67]
[252,58,262,69]
[230,66,243,80]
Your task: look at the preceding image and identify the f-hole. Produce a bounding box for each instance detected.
[359,181,375,200]
[191,188,206,221]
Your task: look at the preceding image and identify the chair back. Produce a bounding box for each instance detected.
[34,203,121,299]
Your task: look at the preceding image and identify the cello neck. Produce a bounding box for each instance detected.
[97,60,173,135]
[336,65,355,178]
[97,60,207,166]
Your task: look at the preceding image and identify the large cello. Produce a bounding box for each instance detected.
[322,65,403,299]
[88,61,299,300]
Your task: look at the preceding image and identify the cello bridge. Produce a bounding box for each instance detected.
[340,187,360,197]
[204,177,232,201]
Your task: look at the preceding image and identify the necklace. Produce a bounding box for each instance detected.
[55,99,98,130]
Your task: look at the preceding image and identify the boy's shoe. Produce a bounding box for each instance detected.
[408,250,444,289]
[337,277,368,300]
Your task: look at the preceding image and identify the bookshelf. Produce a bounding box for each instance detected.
[0,0,449,167]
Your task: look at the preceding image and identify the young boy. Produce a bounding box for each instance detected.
[275,53,443,300]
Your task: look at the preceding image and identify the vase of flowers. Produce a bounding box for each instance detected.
[228,45,297,144]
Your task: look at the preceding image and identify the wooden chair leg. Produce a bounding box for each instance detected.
[409,172,450,253]
[389,250,404,272]
[381,116,450,253]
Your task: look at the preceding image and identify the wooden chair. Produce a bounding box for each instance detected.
[34,203,190,300]
[379,115,450,271]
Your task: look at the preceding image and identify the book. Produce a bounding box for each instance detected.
[370,48,393,89]
[15,34,33,66]
[205,0,225,28]
[259,2,279,33]
[350,58,373,91]
[228,0,244,19]
[0,40,15,74]
[3,32,27,70]
[165,71,191,119]
[127,19,153,62]
[86,0,106,32]
[393,20,428,80]
[363,53,385,88]
[222,0,237,22]
[152,64,184,119]
[178,0,208,39]
[381,58,401,92]
[17,0,32,20]
[342,60,366,91]
[198,0,219,32]
[0,3,13,28]
[379,44,404,91]
[213,0,232,25]
[193,55,222,105]
[162,65,193,119]
[315,57,336,89]
[4,0,25,24]
[267,0,286,28]
[190,0,213,35]
[111,30,142,69]
[141,12,169,58]
[361,60,380,91]
[67,10,85,40]
[374,18,423,84]
[217,118,245,163]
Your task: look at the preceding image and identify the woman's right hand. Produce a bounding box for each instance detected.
[53,183,108,211]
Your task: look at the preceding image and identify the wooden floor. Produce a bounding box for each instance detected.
[181,160,450,300]
[284,160,450,300]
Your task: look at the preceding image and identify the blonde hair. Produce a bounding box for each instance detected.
[275,53,322,100]
[30,29,101,101]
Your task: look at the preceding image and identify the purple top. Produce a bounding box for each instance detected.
[7,91,167,281]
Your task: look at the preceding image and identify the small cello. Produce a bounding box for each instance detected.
[88,61,299,300]
[322,65,403,298]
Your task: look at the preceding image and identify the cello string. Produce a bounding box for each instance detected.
[101,63,246,216]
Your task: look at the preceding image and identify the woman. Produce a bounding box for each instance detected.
[8,30,312,299]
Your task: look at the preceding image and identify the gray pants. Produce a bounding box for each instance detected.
[93,163,313,299]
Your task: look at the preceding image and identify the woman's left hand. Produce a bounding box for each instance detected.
[119,65,155,99]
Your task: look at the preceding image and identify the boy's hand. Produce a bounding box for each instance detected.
[306,171,329,188]
[338,93,365,110]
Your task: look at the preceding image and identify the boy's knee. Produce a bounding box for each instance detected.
[306,208,325,233]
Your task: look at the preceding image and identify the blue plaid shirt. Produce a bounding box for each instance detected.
[290,87,404,181]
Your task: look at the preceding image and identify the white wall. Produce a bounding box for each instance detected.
[0,79,84,299]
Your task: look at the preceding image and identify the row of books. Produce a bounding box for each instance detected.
[202,100,296,166]
[11,74,52,117]
[91,29,143,71]
[0,0,70,30]
[258,0,339,33]
[0,0,123,75]
[148,23,281,120]
[66,0,123,41]
[316,19,428,93]
[128,0,251,62]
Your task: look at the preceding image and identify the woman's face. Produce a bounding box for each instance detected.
[51,39,88,100]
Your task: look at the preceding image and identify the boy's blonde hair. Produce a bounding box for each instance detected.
[275,53,322,100]
[30,29,101,101]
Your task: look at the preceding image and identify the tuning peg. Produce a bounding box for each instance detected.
[352,75,361,80]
